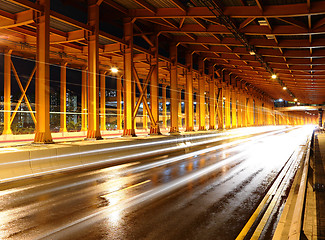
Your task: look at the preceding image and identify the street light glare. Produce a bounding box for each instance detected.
[111,67,118,73]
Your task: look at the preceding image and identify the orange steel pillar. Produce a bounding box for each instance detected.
[237,90,242,128]
[162,84,167,128]
[34,0,52,143]
[150,36,161,134]
[217,86,223,129]
[178,89,182,128]
[185,53,194,131]
[116,75,122,130]
[86,3,101,139]
[224,86,231,128]
[169,44,178,133]
[143,104,147,130]
[100,71,107,131]
[123,19,135,136]
[231,88,237,128]
[198,59,206,130]
[208,65,215,130]
[81,67,87,131]
[3,49,12,135]
[60,62,67,133]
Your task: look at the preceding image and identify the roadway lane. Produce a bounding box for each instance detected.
[0,126,313,240]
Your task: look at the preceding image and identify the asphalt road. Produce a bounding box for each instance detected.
[0,126,313,240]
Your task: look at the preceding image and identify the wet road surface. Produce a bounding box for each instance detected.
[0,126,313,240]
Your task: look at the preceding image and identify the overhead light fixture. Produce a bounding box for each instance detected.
[249,51,255,55]
[111,67,118,73]
[282,86,287,90]
[294,98,298,102]
[271,74,277,79]
[297,102,301,105]
[278,98,283,102]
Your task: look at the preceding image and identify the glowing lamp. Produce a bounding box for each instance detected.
[111,67,118,73]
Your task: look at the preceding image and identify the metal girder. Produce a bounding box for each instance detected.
[159,24,325,36]
[130,2,325,18]
[0,10,34,29]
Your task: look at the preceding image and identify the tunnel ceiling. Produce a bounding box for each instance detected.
[1,0,325,104]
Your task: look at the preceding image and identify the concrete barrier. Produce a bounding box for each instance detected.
[0,131,228,183]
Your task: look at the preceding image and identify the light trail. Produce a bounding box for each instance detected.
[0,127,291,183]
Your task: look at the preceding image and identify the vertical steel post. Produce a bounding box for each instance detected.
[87,2,101,139]
[150,35,160,134]
[169,44,178,133]
[100,71,107,131]
[217,86,223,129]
[60,62,67,133]
[185,53,194,131]
[143,103,147,130]
[178,89,182,129]
[123,19,135,136]
[237,90,242,128]
[198,58,206,130]
[162,84,167,128]
[81,67,87,131]
[231,88,237,128]
[3,49,12,135]
[208,65,215,130]
[224,86,231,129]
[34,0,53,143]
[116,75,122,130]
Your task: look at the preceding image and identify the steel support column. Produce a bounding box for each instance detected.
[3,49,12,135]
[217,86,223,129]
[237,90,242,128]
[100,71,107,131]
[143,104,147,130]
[318,108,323,127]
[185,53,194,131]
[198,59,206,131]
[116,75,122,130]
[81,67,87,131]
[231,88,237,128]
[224,86,231,129]
[60,62,67,133]
[87,2,101,139]
[178,89,182,128]
[123,19,135,136]
[162,84,167,128]
[208,65,215,130]
[150,35,161,134]
[169,44,178,133]
[34,0,52,143]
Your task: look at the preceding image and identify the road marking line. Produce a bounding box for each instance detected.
[100,180,151,199]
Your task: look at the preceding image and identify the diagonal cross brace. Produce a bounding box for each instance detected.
[132,65,157,127]
[10,61,37,125]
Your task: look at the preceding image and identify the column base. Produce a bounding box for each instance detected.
[150,125,161,135]
[185,126,194,131]
[122,128,136,137]
[209,125,215,130]
[198,126,206,131]
[86,129,103,140]
[34,131,53,143]
[169,126,179,134]
[60,128,67,133]
[2,129,12,135]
